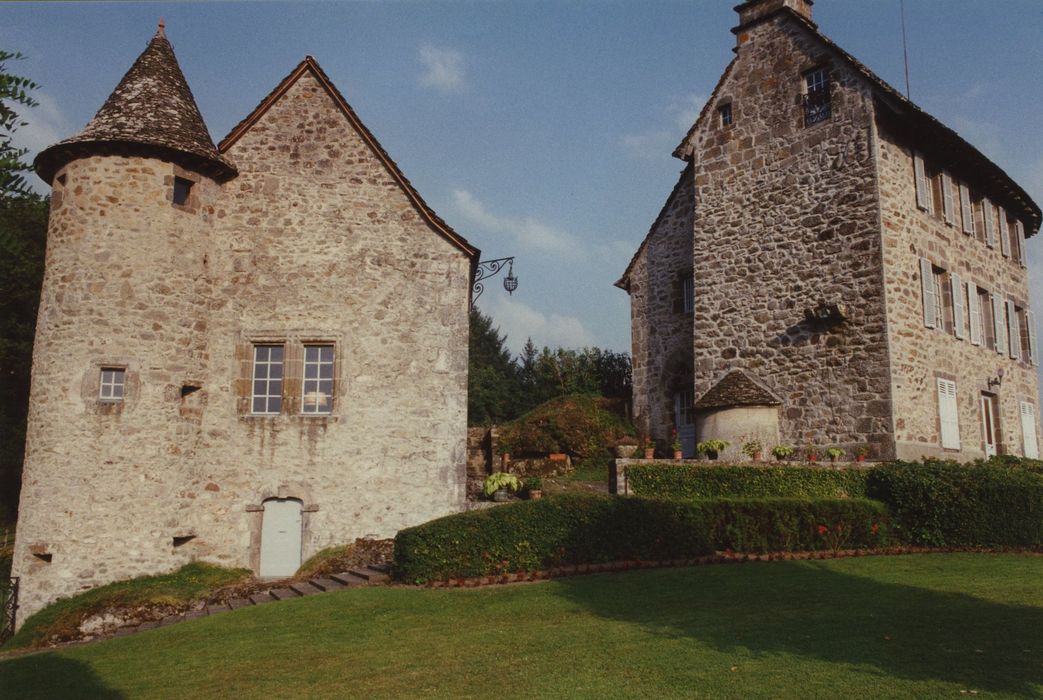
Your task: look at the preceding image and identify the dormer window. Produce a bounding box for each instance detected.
[803,67,832,126]
[718,103,733,127]
[173,176,193,206]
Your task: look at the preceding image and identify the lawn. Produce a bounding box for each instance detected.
[1,554,1041,699]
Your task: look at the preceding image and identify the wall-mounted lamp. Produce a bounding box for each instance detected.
[987,368,1005,390]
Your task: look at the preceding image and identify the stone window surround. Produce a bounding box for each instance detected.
[237,331,345,422]
[718,101,733,128]
[167,164,201,214]
[82,359,139,415]
[800,63,832,127]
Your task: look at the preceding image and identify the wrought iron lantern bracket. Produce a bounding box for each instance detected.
[471,256,518,306]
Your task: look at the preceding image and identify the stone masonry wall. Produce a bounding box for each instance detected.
[876,127,1041,459]
[686,15,894,457]
[626,167,694,448]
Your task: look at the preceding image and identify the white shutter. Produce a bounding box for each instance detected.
[950,273,965,340]
[968,282,982,346]
[992,293,1007,355]
[960,184,974,234]
[920,258,936,329]
[1007,300,1021,360]
[999,208,1011,257]
[983,198,996,247]
[1016,221,1027,267]
[1021,402,1039,459]
[914,153,930,211]
[937,379,961,450]
[1028,309,1038,365]
[941,172,955,225]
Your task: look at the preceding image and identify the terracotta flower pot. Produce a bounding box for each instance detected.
[673,450,683,460]
[643,448,655,459]
[752,452,762,462]
[856,454,866,463]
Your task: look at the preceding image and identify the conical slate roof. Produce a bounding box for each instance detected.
[35,24,236,183]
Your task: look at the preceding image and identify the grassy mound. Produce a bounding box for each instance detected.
[497,393,634,459]
[5,562,250,650]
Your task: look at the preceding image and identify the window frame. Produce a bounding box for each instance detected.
[802,66,832,127]
[301,344,335,415]
[250,344,285,416]
[718,103,733,127]
[98,367,126,402]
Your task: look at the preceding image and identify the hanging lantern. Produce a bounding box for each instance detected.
[503,261,518,295]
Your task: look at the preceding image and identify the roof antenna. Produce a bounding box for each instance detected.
[157,17,166,37]
[899,0,911,99]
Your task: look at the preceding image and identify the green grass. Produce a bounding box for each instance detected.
[2,554,1041,698]
[5,562,250,650]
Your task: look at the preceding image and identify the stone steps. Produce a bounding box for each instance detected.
[104,563,392,641]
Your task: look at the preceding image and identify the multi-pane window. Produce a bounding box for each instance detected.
[675,389,695,426]
[803,67,831,126]
[718,103,733,127]
[302,345,334,414]
[251,345,284,415]
[99,368,126,401]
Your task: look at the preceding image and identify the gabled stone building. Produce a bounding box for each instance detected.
[617,0,1041,462]
[14,26,478,624]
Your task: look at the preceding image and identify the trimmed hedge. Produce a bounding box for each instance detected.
[867,460,1043,547]
[627,464,870,499]
[393,494,890,583]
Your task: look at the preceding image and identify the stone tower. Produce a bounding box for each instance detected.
[14,26,237,616]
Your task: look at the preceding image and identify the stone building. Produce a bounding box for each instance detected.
[617,0,1041,462]
[13,25,478,623]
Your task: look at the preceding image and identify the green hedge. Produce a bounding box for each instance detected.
[627,464,870,499]
[867,460,1043,547]
[393,494,890,583]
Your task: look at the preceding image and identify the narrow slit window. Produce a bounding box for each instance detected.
[718,103,733,127]
[302,345,334,414]
[251,345,284,415]
[173,177,193,206]
[99,368,126,402]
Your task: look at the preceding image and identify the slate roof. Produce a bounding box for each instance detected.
[693,369,782,410]
[35,25,236,183]
[219,56,480,262]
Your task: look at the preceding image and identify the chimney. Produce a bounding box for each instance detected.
[733,0,814,46]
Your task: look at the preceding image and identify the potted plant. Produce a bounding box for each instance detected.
[670,429,683,460]
[742,439,763,462]
[483,472,521,502]
[855,444,869,463]
[525,476,544,500]
[696,439,729,461]
[615,435,639,459]
[825,447,846,465]
[771,444,794,461]
[642,437,655,460]
[805,444,819,462]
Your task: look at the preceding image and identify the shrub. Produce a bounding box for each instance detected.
[497,394,635,459]
[866,460,1043,547]
[392,494,889,583]
[627,464,870,499]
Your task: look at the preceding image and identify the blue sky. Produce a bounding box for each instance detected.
[5,0,1043,358]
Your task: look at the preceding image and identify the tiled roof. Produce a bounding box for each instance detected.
[35,26,236,183]
[218,56,479,262]
[694,369,782,410]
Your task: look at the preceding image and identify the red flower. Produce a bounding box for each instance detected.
[871,523,880,535]
[817,525,829,536]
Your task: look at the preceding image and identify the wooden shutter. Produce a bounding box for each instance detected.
[941,172,955,225]
[1000,208,1011,257]
[1007,300,1021,360]
[950,273,965,340]
[1021,402,1039,459]
[937,379,960,450]
[992,293,1007,355]
[960,184,974,234]
[1016,221,1027,267]
[983,198,996,247]
[920,258,936,328]
[914,153,930,211]
[967,282,982,346]
[1028,309,1038,366]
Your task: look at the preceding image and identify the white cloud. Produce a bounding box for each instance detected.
[9,92,71,193]
[672,92,706,130]
[452,189,582,257]
[418,43,466,93]
[478,294,596,354]
[620,130,674,161]
[620,92,706,161]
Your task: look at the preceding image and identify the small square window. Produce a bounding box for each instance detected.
[173,177,193,206]
[251,345,284,415]
[99,368,126,402]
[302,345,334,414]
[718,103,733,127]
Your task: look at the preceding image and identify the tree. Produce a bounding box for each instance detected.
[467,308,523,426]
[0,49,40,200]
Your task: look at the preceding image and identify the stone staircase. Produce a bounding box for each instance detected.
[111,563,391,638]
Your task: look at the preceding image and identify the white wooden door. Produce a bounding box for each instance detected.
[260,498,303,578]
[981,395,997,458]
[674,390,696,458]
